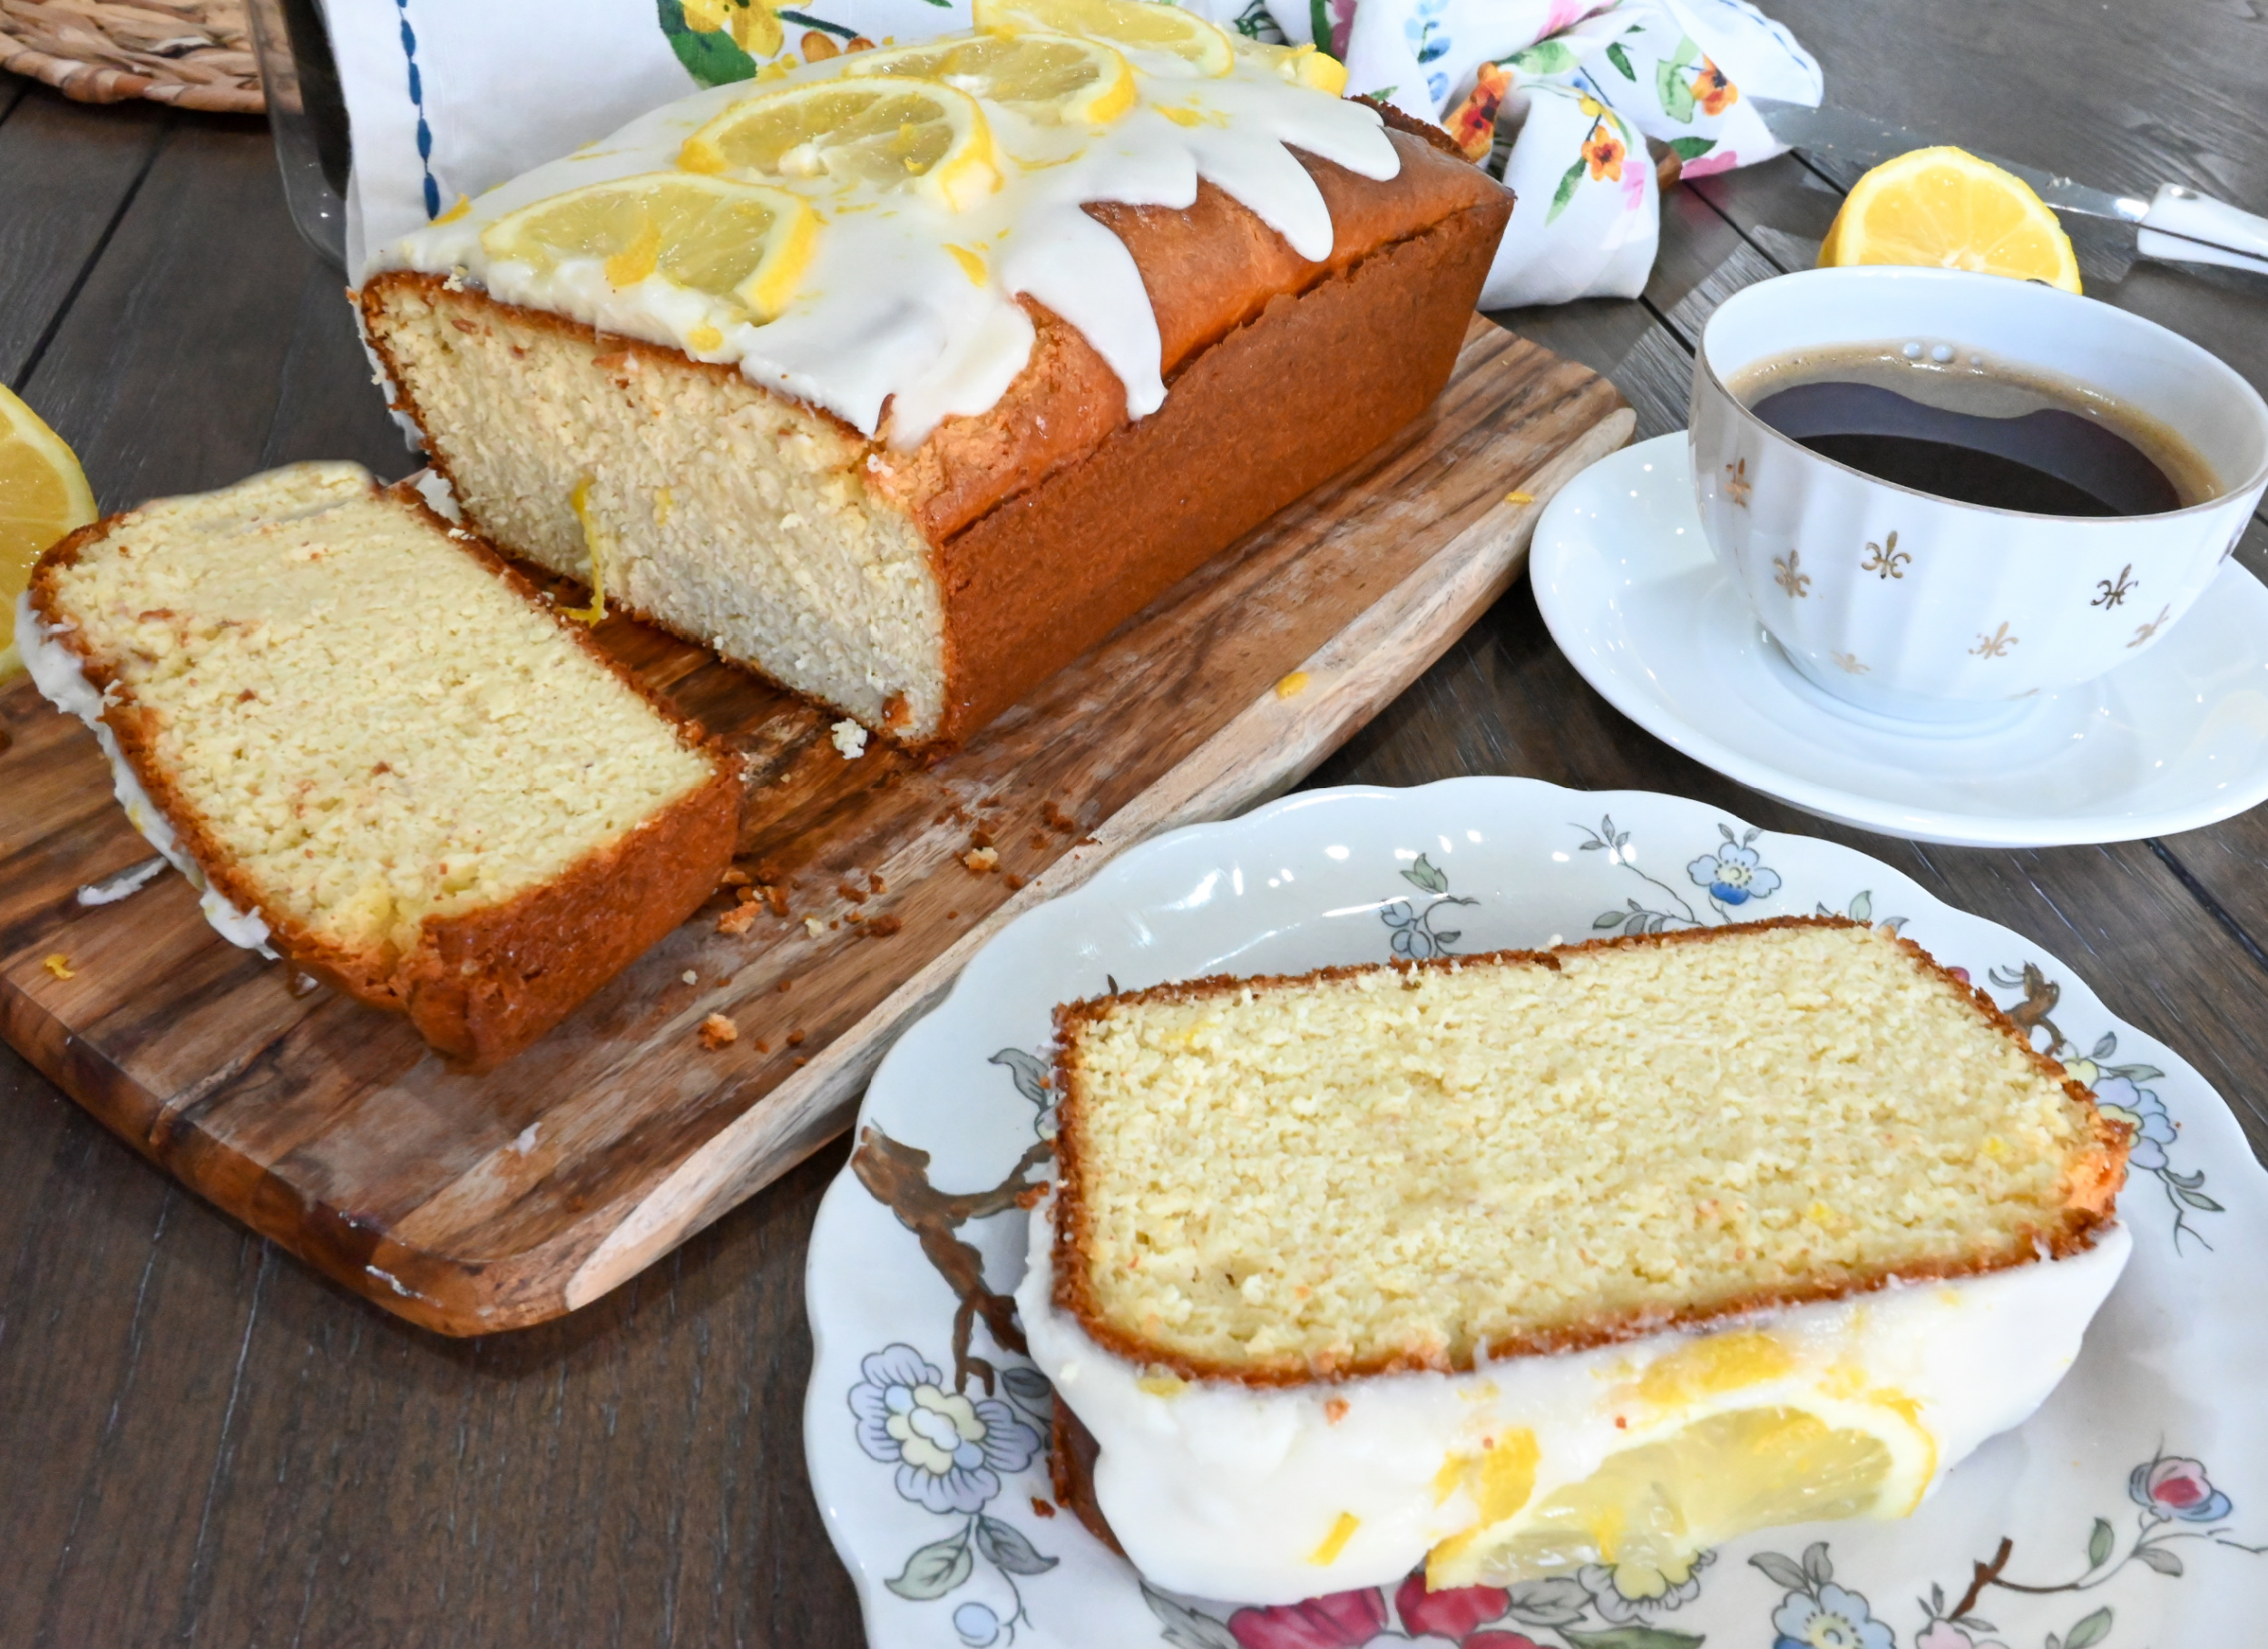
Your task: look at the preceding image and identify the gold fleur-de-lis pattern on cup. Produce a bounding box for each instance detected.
[2129,604,2173,648]
[2093,564,2137,610]
[1971,621,2019,659]
[1859,531,1910,580]
[1725,457,1753,507]
[1773,550,1810,598]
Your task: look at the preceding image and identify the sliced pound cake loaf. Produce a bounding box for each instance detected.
[21,463,739,1066]
[1017,917,2132,1603]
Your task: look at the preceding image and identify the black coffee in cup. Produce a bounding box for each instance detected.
[1727,344,2221,518]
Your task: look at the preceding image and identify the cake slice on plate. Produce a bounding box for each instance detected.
[357,2,1512,746]
[21,462,739,1067]
[1019,916,2132,1604]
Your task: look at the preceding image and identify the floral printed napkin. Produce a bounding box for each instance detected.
[325,0,1817,307]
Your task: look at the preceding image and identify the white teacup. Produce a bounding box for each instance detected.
[1689,266,2268,724]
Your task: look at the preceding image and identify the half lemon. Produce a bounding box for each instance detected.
[0,385,97,679]
[1819,145,2082,294]
[850,32,1139,126]
[481,172,817,322]
[679,77,1001,211]
[973,0,1235,77]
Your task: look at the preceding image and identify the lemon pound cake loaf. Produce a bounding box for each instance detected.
[1017,916,2133,1604]
[20,463,739,1067]
[357,0,1511,746]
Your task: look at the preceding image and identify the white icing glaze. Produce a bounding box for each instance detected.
[17,591,277,956]
[1019,1199,2133,1605]
[378,38,1399,448]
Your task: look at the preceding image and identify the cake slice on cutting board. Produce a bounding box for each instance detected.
[20,462,740,1067]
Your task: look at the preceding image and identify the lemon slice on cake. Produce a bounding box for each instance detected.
[482,172,816,321]
[0,385,97,679]
[974,0,1235,77]
[1428,1392,1937,1594]
[679,78,1002,211]
[850,32,1139,126]
[1233,36,1348,94]
[1820,145,2082,294]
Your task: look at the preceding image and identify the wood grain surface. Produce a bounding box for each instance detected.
[0,316,1630,1335]
[4,1,2266,1639]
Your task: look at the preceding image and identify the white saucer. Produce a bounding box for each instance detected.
[1531,434,2268,845]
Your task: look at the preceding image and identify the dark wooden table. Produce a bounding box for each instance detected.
[5,5,2267,1643]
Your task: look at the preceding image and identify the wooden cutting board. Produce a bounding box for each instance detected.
[0,317,1629,1334]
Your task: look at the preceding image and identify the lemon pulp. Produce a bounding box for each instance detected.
[480,172,816,321]
[1819,145,2082,294]
[0,385,97,678]
[851,32,1138,125]
[1428,1396,1934,1595]
[679,77,1001,211]
[973,0,1235,76]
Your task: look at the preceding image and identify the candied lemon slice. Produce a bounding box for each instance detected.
[973,0,1235,77]
[0,385,97,679]
[851,32,1138,125]
[1428,1399,1935,1595]
[1233,36,1348,95]
[679,77,1001,211]
[482,173,816,321]
[1819,145,2082,294]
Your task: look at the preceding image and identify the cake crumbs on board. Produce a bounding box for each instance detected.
[830,719,868,759]
[42,954,74,980]
[963,846,999,873]
[718,903,759,936]
[698,1012,738,1049]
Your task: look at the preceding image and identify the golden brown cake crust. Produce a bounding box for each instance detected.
[1047,915,2133,1387]
[358,113,1511,750]
[28,481,743,1070]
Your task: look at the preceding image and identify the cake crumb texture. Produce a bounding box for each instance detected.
[1054,918,2126,1381]
[31,462,739,1063]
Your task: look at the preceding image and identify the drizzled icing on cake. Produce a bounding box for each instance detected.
[380,35,1399,449]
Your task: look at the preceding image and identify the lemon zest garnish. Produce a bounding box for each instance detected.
[1156,104,1204,128]
[1432,1454,1465,1506]
[432,193,473,225]
[944,243,988,286]
[687,323,725,352]
[1275,669,1310,700]
[655,486,674,524]
[564,480,608,626]
[1636,1330,1794,1405]
[42,953,74,980]
[1505,490,1535,505]
[1308,1511,1359,1565]
[602,215,663,287]
[1474,1429,1540,1522]
[1136,1372,1186,1397]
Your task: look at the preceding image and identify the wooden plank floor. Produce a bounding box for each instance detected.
[5,1,2267,1637]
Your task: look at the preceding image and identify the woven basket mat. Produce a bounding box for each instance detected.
[0,0,261,113]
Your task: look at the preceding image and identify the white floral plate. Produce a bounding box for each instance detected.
[1530,435,2268,847]
[804,777,2268,1649]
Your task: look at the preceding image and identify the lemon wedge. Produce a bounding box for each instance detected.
[481,172,816,322]
[973,0,1235,77]
[1428,1395,1936,1594]
[679,77,1001,211]
[1819,145,2082,294]
[0,385,97,679]
[851,32,1138,126]
[1233,36,1348,95]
